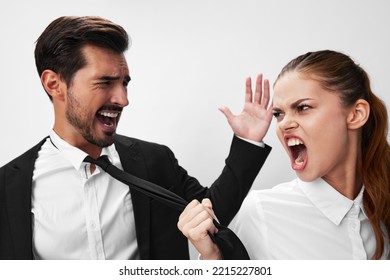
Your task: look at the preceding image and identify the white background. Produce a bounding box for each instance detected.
[1,260,390,280]
[1,0,389,191]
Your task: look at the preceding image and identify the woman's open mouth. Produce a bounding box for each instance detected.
[287,137,307,170]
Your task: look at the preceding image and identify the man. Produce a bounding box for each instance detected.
[0,16,272,260]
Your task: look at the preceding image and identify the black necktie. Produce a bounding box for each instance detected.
[84,155,250,260]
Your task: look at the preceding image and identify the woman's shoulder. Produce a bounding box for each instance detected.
[243,178,308,210]
[250,178,300,197]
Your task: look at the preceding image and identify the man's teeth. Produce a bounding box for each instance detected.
[287,138,303,147]
[98,112,119,118]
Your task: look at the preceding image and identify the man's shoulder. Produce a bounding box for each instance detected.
[0,137,48,171]
[115,134,169,150]
[114,134,175,165]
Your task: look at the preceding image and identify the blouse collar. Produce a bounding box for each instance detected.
[298,178,366,225]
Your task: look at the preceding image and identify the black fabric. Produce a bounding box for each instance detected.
[84,155,250,260]
[0,135,270,260]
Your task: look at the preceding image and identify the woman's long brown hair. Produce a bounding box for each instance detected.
[275,50,390,259]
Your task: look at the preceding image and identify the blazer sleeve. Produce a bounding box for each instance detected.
[165,136,271,226]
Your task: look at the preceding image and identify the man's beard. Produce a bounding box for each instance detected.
[66,90,115,148]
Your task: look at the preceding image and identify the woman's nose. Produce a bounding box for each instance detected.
[279,114,298,131]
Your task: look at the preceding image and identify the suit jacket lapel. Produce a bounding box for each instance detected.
[4,135,152,259]
[4,138,46,259]
[115,135,152,260]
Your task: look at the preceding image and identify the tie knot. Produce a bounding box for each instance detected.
[84,155,112,171]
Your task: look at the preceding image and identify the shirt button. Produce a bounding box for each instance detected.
[91,222,97,230]
[350,222,358,231]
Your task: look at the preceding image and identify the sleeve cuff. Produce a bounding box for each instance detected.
[236,135,265,148]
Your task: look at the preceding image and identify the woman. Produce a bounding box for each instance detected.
[178,50,390,259]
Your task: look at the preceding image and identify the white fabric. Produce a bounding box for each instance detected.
[31,130,139,259]
[232,178,389,259]
[236,136,265,148]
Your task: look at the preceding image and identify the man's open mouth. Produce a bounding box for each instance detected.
[96,109,121,131]
[96,110,120,128]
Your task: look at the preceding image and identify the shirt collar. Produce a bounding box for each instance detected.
[353,186,367,218]
[298,178,365,225]
[49,129,117,171]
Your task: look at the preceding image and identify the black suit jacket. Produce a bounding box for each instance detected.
[0,134,271,260]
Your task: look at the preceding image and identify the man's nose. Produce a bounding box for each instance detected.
[111,85,129,107]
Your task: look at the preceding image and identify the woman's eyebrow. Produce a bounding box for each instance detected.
[273,98,313,111]
[290,98,313,109]
[272,106,282,112]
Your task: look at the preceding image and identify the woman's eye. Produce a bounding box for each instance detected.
[297,104,311,112]
[272,111,284,119]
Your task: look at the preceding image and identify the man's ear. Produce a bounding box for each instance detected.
[347,99,370,130]
[41,70,66,101]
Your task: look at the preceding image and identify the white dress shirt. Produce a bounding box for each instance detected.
[31,130,139,259]
[232,178,389,259]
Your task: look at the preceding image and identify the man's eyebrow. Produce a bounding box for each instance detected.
[96,75,131,82]
[97,75,119,81]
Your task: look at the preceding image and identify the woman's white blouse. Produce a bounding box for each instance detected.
[232,178,389,259]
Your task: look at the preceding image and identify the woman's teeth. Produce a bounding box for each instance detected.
[287,138,306,166]
[287,138,303,146]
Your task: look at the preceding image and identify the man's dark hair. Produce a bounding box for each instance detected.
[34,16,130,100]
